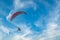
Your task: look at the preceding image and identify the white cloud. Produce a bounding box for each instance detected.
[14,0,25,10]
[0,22,32,40]
[0,25,10,34]
[26,1,37,10]
[36,23,60,40]
[0,32,4,40]
[11,34,32,40]
[3,0,60,40]
[12,0,60,40]
[5,23,33,40]
[46,23,58,39]
[14,0,37,10]
[33,1,60,40]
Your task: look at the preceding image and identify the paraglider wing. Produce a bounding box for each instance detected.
[10,11,26,21]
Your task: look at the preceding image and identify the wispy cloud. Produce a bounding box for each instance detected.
[3,23,33,40]
[0,25,10,34]
[33,0,60,40]
[14,0,37,10]
[1,0,60,40]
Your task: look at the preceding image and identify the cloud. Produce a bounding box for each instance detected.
[14,0,25,10]
[0,25,10,34]
[33,0,60,40]
[2,0,60,40]
[0,21,31,40]
[35,22,60,40]
[14,0,37,10]
[12,0,60,40]
[11,34,32,40]
[3,23,33,40]
[0,32,4,40]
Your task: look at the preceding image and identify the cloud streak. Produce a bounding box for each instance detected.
[1,0,60,40]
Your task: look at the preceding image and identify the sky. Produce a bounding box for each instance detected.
[0,0,60,40]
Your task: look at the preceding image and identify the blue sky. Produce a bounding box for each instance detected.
[0,0,60,40]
